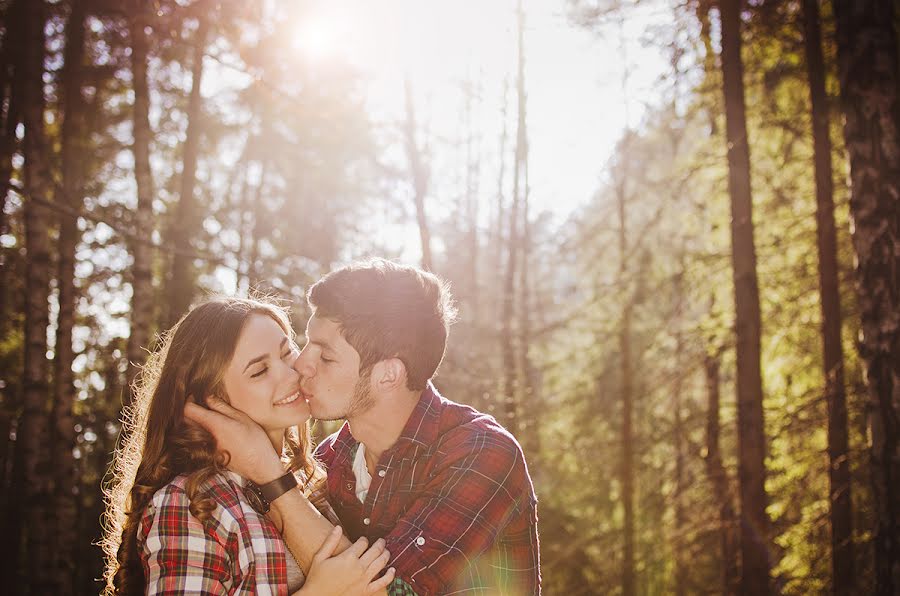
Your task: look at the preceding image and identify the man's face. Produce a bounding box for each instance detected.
[294,315,375,421]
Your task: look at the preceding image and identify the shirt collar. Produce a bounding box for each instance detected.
[332,381,444,463]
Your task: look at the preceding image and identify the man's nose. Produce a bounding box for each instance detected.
[292,348,315,377]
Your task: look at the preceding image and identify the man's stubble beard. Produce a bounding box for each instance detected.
[346,368,375,418]
[315,368,375,421]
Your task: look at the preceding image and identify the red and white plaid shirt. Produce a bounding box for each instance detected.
[316,383,542,595]
[138,469,335,595]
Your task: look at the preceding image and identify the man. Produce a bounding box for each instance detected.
[187,259,540,595]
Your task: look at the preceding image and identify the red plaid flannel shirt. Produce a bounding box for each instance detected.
[315,383,541,595]
[138,470,335,595]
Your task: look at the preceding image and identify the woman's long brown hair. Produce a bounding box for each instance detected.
[100,297,326,595]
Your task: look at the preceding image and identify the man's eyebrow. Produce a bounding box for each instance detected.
[309,339,335,353]
[243,337,288,373]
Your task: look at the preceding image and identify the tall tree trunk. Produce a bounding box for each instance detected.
[616,148,635,596]
[492,77,509,326]
[672,267,687,596]
[832,2,900,593]
[15,0,55,591]
[167,17,209,325]
[51,1,86,592]
[501,0,527,432]
[696,0,718,135]
[402,77,433,271]
[463,77,481,321]
[704,348,739,595]
[718,1,771,593]
[801,1,854,593]
[247,159,268,290]
[0,0,24,342]
[125,2,156,407]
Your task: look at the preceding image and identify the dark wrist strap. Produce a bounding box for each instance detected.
[259,471,298,503]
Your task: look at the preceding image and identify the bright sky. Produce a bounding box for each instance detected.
[289,0,672,220]
[202,0,675,282]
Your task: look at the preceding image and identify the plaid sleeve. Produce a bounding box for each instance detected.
[141,483,241,594]
[382,429,539,595]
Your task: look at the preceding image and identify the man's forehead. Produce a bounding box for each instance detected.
[306,315,341,343]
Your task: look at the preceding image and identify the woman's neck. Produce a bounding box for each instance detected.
[267,429,285,456]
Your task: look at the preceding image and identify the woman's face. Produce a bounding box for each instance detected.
[221,313,310,444]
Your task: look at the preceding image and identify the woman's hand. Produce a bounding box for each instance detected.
[295,526,396,595]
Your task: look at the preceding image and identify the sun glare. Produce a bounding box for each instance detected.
[291,16,339,59]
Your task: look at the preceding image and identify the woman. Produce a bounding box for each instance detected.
[102,297,394,595]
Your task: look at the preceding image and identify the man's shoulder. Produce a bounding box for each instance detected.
[436,396,521,453]
[433,397,532,484]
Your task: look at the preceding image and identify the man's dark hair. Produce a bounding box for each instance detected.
[307,259,457,391]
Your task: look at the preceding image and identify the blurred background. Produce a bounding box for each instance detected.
[2,0,899,593]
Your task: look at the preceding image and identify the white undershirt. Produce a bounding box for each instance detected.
[352,443,372,503]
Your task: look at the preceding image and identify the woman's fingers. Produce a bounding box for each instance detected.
[365,548,391,578]
[312,526,343,565]
[345,536,369,559]
[367,567,396,593]
[358,538,386,568]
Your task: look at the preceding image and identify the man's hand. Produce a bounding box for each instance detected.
[296,526,395,596]
[184,396,284,484]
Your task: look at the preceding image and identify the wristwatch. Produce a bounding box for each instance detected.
[243,472,298,514]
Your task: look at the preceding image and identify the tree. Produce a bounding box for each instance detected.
[402,77,433,271]
[800,1,854,593]
[718,0,772,592]
[15,0,55,591]
[166,10,210,325]
[125,0,157,405]
[832,1,900,593]
[52,0,88,591]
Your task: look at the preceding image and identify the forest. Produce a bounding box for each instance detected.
[0,0,899,594]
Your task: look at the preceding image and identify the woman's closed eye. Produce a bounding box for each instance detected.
[250,366,268,378]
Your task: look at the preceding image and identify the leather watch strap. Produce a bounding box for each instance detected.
[259,471,298,503]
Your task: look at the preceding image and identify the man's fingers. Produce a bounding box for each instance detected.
[313,526,343,564]
[358,538,386,568]
[368,567,396,593]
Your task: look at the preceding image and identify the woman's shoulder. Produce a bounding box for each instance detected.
[145,470,247,520]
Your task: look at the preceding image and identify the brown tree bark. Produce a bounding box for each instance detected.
[501,0,528,433]
[801,1,854,593]
[167,16,210,325]
[831,1,900,593]
[704,348,739,595]
[125,1,156,406]
[492,77,509,325]
[672,266,687,596]
[0,0,24,339]
[718,1,771,593]
[14,0,55,591]
[51,1,86,591]
[402,77,433,272]
[616,145,635,596]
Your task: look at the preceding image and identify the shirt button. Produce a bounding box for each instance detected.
[345,482,353,491]
[378,470,386,478]
[416,536,425,546]
[363,518,371,525]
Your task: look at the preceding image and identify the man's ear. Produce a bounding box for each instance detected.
[372,358,407,391]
